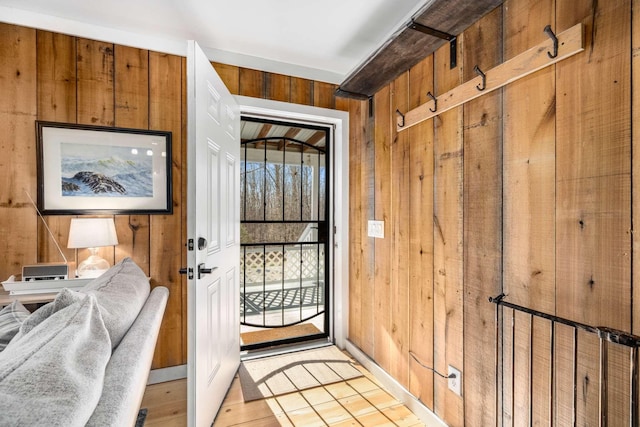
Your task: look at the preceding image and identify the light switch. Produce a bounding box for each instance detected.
[367,220,384,238]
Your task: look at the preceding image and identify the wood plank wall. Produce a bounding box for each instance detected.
[344,0,637,425]
[0,24,341,369]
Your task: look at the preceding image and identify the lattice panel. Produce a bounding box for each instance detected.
[241,244,325,285]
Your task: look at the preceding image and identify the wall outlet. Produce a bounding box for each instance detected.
[367,220,384,238]
[448,365,462,396]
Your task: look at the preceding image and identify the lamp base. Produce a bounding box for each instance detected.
[76,254,110,278]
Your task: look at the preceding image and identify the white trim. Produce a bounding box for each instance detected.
[236,96,349,350]
[0,6,342,84]
[147,364,188,385]
[345,340,449,427]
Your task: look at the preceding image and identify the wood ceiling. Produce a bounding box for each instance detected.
[337,0,504,98]
[241,120,327,154]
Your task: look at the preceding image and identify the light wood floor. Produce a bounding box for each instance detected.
[141,354,425,427]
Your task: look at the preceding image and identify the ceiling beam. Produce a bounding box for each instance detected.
[337,0,504,98]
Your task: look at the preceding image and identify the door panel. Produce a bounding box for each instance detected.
[187,40,240,427]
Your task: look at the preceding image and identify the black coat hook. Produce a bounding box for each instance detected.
[544,25,558,59]
[427,91,437,113]
[473,65,486,91]
[395,109,405,127]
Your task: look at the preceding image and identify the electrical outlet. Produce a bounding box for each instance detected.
[448,365,462,396]
[367,220,384,238]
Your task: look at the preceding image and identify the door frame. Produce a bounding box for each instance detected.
[235,95,349,349]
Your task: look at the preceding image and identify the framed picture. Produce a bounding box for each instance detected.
[36,121,172,215]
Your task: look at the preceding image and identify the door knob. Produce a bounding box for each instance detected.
[198,263,217,279]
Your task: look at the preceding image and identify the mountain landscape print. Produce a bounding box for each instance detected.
[60,143,154,198]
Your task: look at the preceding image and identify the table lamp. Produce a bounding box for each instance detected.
[67,218,119,278]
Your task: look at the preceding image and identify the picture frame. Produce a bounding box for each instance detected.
[36,121,172,215]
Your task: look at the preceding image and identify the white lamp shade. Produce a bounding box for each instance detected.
[67,218,119,249]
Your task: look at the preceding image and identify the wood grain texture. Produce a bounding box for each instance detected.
[373,85,392,373]
[36,31,76,268]
[0,24,38,277]
[290,77,313,106]
[556,0,631,331]
[313,81,336,109]
[407,55,435,408]
[634,0,640,337]
[77,38,115,126]
[239,68,264,98]
[76,38,116,267]
[348,98,364,351]
[432,35,464,427]
[398,23,583,131]
[503,0,556,314]
[556,4,632,425]
[502,1,555,425]
[390,71,410,387]
[212,62,240,95]
[339,0,503,96]
[149,51,184,368]
[114,45,150,274]
[266,73,290,102]
[462,7,502,427]
[361,98,376,357]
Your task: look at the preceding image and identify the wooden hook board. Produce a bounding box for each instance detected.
[397,23,584,132]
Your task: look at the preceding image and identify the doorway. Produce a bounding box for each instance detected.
[239,116,331,350]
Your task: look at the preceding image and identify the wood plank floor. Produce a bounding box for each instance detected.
[141,353,426,426]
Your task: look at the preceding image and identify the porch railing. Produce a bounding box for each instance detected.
[490,294,639,426]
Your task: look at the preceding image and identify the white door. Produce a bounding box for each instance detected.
[186,40,240,427]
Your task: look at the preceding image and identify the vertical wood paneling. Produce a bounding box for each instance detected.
[266,73,290,102]
[114,45,151,275]
[373,85,392,372]
[290,77,313,106]
[390,71,410,387]
[75,39,116,267]
[239,68,264,98]
[634,0,640,337]
[77,39,115,127]
[407,55,435,408]
[313,81,336,109]
[36,31,76,269]
[553,323,576,426]
[503,0,555,425]
[212,62,240,95]
[348,98,364,350]
[556,0,631,330]
[462,7,502,427]
[361,99,375,356]
[149,51,184,368]
[0,24,37,277]
[433,35,464,427]
[503,0,556,312]
[557,2,631,425]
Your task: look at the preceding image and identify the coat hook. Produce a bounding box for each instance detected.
[473,65,486,91]
[427,91,437,113]
[395,109,405,127]
[543,25,558,59]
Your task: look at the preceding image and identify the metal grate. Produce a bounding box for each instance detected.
[490,294,640,426]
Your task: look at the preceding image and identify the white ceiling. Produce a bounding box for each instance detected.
[0,0,430,84]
